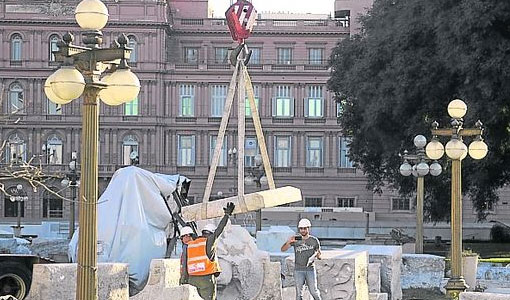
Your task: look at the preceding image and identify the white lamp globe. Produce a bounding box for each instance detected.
[259,175,268,186]
[447,99,467,119]
[429,161,442,176]
[445,139,468,160]
[413,135,427,148]
[75,0,109,31]
[425,139,445,160]
[45,74,72,105]
[61,179,70,187]
[254,154,262,166]
[99,69,140,106]
[411,165,418,177]
[399,162,412,176]
[468,140,488,160]
[50,66,85,101]
[416,162,430,177]
[244,176,255,186]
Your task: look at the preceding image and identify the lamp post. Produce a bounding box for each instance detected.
[61,151,80,239]
[44,1,140,299]
[10,184,28,237]
[245,154,268,232]
[400,135,442,254]
[424,99,488,299]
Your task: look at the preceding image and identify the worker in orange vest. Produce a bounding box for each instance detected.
[179,226,195,285]
[186,202,235,300]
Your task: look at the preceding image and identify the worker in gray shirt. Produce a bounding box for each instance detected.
[281,218,322,300]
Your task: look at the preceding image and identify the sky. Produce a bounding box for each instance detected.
[208,0,334,17]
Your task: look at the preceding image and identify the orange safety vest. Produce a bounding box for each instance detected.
[186,237,221,276]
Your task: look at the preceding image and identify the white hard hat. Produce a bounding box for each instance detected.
[180,226,194,237]
[298,218,312,228]
[202,223,216,233]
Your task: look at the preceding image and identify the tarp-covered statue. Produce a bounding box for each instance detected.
[69,166,194,294]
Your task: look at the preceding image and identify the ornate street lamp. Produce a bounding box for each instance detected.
[400,135,442,254]
[424,99,488,299]
[245,154,267,231]
[44,0,140,299]
[9,184,28,237]
[61,151,80,240]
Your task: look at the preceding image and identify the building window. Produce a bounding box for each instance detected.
[336,101,344,117]
[339,137,353,168]
[178,135,195,166]
[277,48,292,64]
[125,97,139,116]
[211,84,227,117]
[245,137,259,167]
[47,100,62,115]
[179,84,195,117]
[49,35,59,62]
[305,86,324,118]
[273,85,293,117]
[305,197,322,207]
[122,135,139,165]
[11,34,22,61]
[184,47,199,64]
[250,48,261,64]
[45,135,63,164]
[210,136,227,166]
[306,137,323,167]
[4,186,25,218]
[308,48,324,65]
[337,197,355,207]
[245,85,260,117]
[128,36,137,63]
[9,83,24,113]
[274,136,291,167]
[6,133,26,163]
[392,198,411,211]
[214,47,229,64]
[42,189,63,218]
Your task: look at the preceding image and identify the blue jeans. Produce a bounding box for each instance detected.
[295,269,322,300]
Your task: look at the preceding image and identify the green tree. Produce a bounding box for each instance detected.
[328,0,510,221]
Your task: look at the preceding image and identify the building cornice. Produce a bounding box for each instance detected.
[0,19,170,29]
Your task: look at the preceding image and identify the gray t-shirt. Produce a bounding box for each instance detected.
[292,236,321,271]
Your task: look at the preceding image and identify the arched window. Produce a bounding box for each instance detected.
[11,34,22,61]
[6,133,26,163]
[128,36,137,63]
[49,35,60,61]
[45,135,63,164]
[8,83,23,113]
[4,185,26,218]
[42,189,63,218]
[122,135,139,165]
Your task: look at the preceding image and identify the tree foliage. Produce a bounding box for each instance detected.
[328,0,510,221]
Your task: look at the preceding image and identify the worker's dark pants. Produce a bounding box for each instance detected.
[188,274,216,300]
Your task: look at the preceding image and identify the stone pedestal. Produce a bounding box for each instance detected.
[368,263,381,293]
[26,263,129,300]
[401,254,445,289]
[285,250,369,300]
[344,245,402,300]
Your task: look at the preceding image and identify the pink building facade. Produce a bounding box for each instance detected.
[0,0,507,234]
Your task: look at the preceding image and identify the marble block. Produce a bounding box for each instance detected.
[460,292,510,300]
[344,245,402,300]
[26,263,129,300]
[369,263,381,293]
[285,250,369,300]
[401,254,445,289]
[369,293,389,300]
[256,226,295,253]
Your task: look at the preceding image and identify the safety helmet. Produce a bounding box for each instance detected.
[202,223,216,233]
[298,218,312,228]
[180,226,194,237]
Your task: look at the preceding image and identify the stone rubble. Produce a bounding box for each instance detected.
[401,254,445,290]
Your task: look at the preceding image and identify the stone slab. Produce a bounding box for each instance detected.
[256,226,295,253]
[344,245,402,300]
[478,263,510,281]
[285,250,369,300]
[369,263,381,293]
[182,186,302,221]
[26,263,129,300]
[370,293,389,300]
[460,292,510,300]
[401,254,445,289]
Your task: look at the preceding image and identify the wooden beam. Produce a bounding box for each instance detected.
[182,186,302,221]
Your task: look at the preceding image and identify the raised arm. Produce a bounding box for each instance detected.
[281,235,296,252]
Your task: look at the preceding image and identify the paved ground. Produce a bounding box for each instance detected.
[403,289,449,300]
